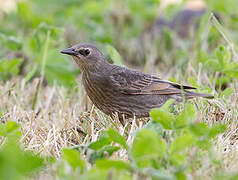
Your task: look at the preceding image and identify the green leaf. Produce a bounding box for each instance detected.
[225,69,238,78]
[6,121,20,134]
[89,146,120,164]
[81,167,108,180]
[131,129,166,168]
[0,121,20,137]
[0,134,44,179]
[175,103,195,129]
[100,145,121,156]
[100,146,121,153]
[107,45,123,65]
[169,133,195,154]
[224,62,238,78]
[221,87,233,98]
[150,108,175,130]
[29,33,42,54]
[204,58,221,71]
[143,121,164,137]
[196,139,211,150]
[63,148,85,172]
[45,65,77,87]
[175,170,186,180]
[25,65,38,83]
[0,59,23,80]
[107,128,128,149]
[0,34,22,50]
[216,46,225,67]
[169,153,186,166]
[160,99,175,111]
[15,151,44,176]
[189,123,209,136]
[187,77,199,88]
[89,136,112,151]
[96,159,131,170]
[0,123,5,136]
[17,2,32,23]
[208,124,226,138]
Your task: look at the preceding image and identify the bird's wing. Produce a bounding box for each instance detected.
[110,67,196,95]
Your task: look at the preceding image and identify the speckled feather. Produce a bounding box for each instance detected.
[61,43,213,123]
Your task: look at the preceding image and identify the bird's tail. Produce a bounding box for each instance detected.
[185,91,214,99]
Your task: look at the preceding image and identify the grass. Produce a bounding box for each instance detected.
[1,0,238,179]
[0,62,237,179]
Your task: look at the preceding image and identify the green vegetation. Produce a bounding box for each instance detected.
[0,0,238,179]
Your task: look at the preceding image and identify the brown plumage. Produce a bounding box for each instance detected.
[61,43,213,124]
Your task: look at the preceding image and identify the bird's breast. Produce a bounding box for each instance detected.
[82,72,114,114]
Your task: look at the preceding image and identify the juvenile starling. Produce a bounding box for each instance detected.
[61,44,213,123]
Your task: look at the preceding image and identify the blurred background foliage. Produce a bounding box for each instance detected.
[0,0,238,89]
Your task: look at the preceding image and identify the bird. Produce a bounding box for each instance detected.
[60,43,213,124]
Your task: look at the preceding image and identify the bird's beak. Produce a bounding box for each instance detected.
[60,48,78,56]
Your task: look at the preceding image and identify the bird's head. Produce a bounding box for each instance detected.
[60,43,106,71]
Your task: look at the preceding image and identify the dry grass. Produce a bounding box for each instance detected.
[0,63,238,178]
[0,0,237,179]
[0,76,142,157]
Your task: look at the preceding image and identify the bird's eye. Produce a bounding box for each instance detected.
[84,49,90,56]
[79,48,90,56]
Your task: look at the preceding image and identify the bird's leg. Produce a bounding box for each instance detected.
[118,115,125,126]
[111,112,125,126]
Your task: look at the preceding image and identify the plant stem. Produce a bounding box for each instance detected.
[41,30,50,78]
[209,13,238,61]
